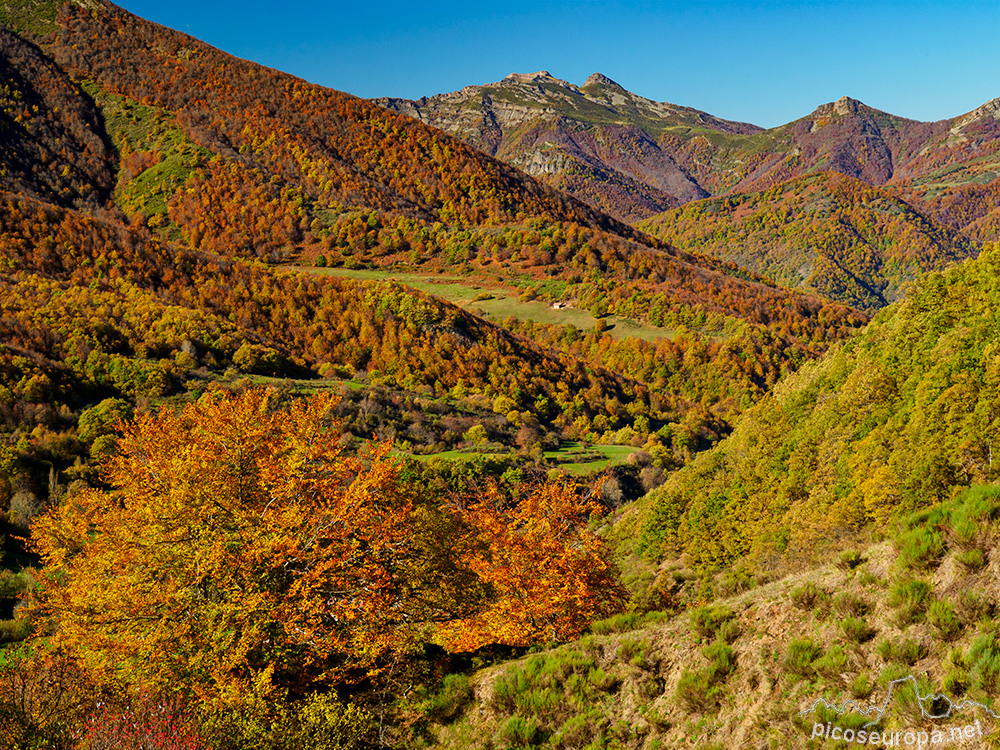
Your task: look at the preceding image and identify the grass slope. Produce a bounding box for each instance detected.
[418,486,1000,749]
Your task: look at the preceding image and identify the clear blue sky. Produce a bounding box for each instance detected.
[116,1,998,128]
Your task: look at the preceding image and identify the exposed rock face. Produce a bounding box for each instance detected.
[375,72,760,221]
[376,76,1000,227]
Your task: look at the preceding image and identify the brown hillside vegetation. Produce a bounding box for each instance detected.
[0,24,113,208]
[639,172,979,309]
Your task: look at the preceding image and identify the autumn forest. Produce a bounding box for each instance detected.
[0,1,999,748]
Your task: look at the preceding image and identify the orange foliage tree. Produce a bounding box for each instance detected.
[440,481,626,652]
[30,389,425,707]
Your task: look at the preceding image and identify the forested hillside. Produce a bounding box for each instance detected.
[1,2,998,748]
[617,242,1000,579]
[639,172,978,309]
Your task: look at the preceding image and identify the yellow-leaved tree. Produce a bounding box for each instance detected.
[439,480,626,652]
[30,389,423,713]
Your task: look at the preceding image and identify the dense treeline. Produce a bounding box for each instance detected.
[49,3,628,235]
[639,173,979,309]
[0,25,113,209]
[0,193,665,493]
[617,242,1000,577]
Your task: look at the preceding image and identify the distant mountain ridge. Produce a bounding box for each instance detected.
[376,76,1000,227]
[375,71,763,221]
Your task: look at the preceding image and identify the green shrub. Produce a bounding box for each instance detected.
[879,637,927,666]
[716,568,756,597]
[956,548,987,571]
[840,616,876,643]
[849,673,873,699]
[0,618,31,643]
[492,716,539,749]
[928,600,963,641]
[550,714,594,748]
[956,590,991,624]
[493,670,531,710]
[590,612,644,635]
[676,669,719,712]
[703,642,736,680]
[943,668,968,696]
[835,550,867,571]
[515,688,561,718]
[956,485,1000,523]
[717,619,741,644]
[689,605,734,640]
[889,579,931,626]
[0,570,31,599]
[784,639,822,678]
[789,582,829,611]
[896,526,945,570]
[833,592,870,618]
[968,632,1000,693]
[897,638,928,666]
[813,645,847,678]
[618,639,646,662]
[423,674,472,721]
[587,667,616,692]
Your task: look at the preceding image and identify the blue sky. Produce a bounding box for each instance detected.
[116,1,998,128]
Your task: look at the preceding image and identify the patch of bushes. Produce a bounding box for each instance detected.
[0,618,31,643]
[835,550,867,571]
[675,641,737,712]
[840,616,876,643]
[813,645,847,678]
[833,592,870,618]
[423,674,472,721]
[493,716,539,749]
[590,612,644,635]
[784,638,822,678]
[789,582,830,612]
[956,590,992,624]
[689,605,734,640]
[968,632,1000,694]
[877,637,927,666]
[956,548,987,571]
[849,673,873,699]
[927,600,963,641]
[895,526,945,570]
[889,579,931,626]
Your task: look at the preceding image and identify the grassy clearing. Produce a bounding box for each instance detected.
[544,442,636,476]
[291,267,671,341]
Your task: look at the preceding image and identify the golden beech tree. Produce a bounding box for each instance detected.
[440,481,626,652]
[29,387,625,715]
[30,388,427,707]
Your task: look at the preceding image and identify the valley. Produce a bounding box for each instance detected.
[0,1,997,748]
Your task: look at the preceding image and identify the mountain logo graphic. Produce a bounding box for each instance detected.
[799,675,1000,728]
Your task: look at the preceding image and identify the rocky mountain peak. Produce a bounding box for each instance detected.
[583,72,624,90]
[833,95,862,115]
[502,71,557,84]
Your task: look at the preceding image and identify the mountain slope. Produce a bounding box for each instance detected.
[423,486,1000,748]
[377,71,762,222]
[0,24,113,209]
[638,172,979,309]
[614,241,1000,576]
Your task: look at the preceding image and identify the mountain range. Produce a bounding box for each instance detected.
[377,71,999,223]
[380,73,998,307]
